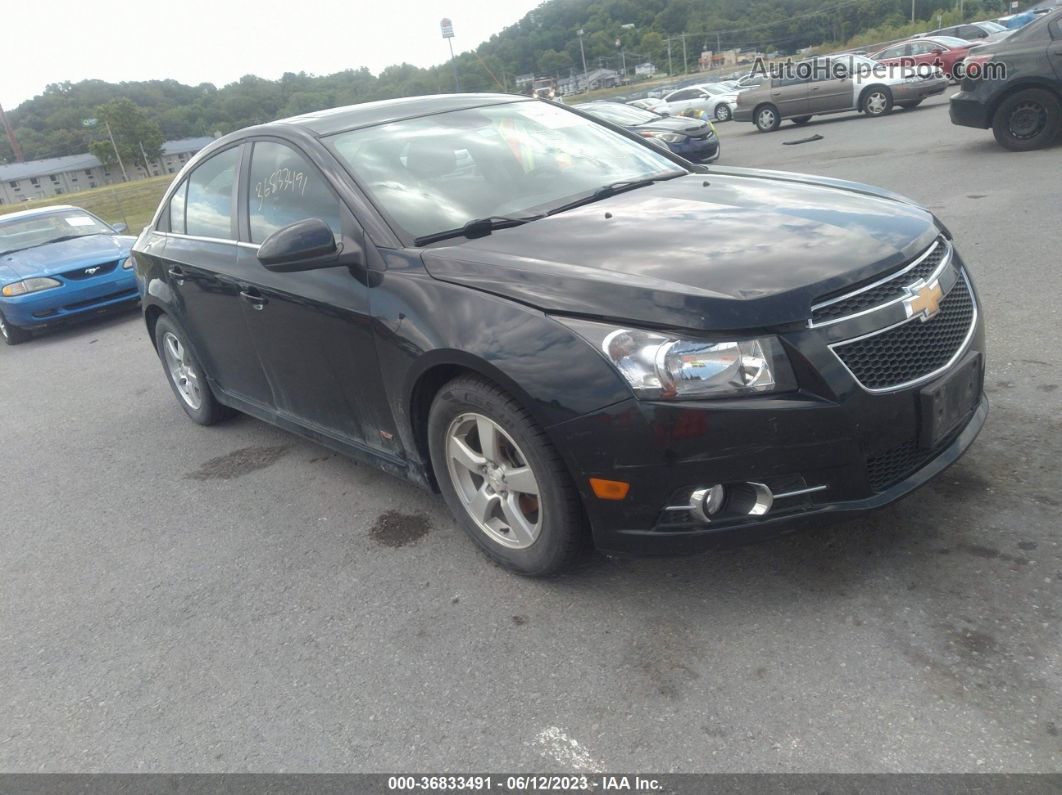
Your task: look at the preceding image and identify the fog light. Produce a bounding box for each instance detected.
[690,484,726,523]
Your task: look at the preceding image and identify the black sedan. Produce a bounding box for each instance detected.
[574,101,720,163]
[132,93,986,575]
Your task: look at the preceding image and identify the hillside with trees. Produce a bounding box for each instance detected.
[1,0,1009,163]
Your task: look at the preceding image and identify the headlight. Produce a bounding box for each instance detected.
[557,318,796,399]
[639,131,686,143]
[2,277,62,297]
[122,256,134,269]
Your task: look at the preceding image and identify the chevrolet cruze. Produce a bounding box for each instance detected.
[132,94,986,575]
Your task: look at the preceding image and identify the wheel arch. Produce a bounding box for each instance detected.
[858,83,892,112]
[404,352,555,491]
[986,80,1062,124]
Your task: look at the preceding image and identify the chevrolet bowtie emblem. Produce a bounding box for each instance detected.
[904,279,943,321]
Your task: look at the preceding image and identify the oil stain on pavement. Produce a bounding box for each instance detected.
[185,445,292,481]
[369,510,431,548]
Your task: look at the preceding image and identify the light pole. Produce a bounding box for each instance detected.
[577,29,588,92]
[441,18,461,92]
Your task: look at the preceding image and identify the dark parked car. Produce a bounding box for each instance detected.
[950,9,1062,149]
[133,94,986,575]
[574,101,720,162]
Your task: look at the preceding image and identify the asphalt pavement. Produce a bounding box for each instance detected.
[1,94,1060,773]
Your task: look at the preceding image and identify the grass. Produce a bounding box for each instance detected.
[0,174,174,234]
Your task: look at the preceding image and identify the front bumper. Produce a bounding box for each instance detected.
[1,268,138,328]
[672,135,719,163]
[548,248,987,556]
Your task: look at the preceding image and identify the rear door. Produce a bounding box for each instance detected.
[233,138,394,451]
[808,59,854,112]
[160,144,274,407]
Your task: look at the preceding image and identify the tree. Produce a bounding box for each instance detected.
[87,98,164,175]
[538,49,574,77]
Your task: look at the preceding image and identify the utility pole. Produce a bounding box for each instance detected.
[105,120,129,182]
[138,141,155,176]
[667,37,673,75]
[441,18,461,92]
[911,0,916,23]
[681,34,688,74]
[0,102,23,162]
[578,29,588,92]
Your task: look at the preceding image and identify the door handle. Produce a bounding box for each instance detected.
[239,289,268,309]
[167,266,185,285]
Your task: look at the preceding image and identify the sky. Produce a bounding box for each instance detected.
[1,0,543,108]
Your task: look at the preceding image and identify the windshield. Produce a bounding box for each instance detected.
[698,83,731,95]
[328,99,680,242]
[0,210,113,255]
[979,21,1006,32]
[576,102,658,125]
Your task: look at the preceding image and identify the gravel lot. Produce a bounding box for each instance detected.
[1,94,1060,773]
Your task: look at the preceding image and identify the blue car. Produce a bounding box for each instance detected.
[0,206,138,345]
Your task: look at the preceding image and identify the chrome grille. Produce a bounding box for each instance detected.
[831,272,975,391]
[811,237,949,325]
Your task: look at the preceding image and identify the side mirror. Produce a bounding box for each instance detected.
[112,222,128,234]
[257,218,345,272]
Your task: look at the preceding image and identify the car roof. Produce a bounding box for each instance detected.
[0,204,83,224]
[273,93,530,136]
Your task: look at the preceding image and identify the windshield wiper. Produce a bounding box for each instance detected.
[0,233,102,257]
[545,170,688,217]
[413,214,544,246]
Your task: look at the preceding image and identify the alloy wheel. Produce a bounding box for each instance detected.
[716,104,731,121]
[0,315,7,340]
[757,108,776,129]
[1008,101,1047,140]
[445,412,542,549]
[865,92,888,115]
[162,331,203,410]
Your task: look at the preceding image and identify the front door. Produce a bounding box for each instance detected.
[807,61,855,113]
[161,144,274,407]
[234,139,394,451]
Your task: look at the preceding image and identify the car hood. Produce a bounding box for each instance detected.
[420,168,939,331]
[629,116,711,136]
[0,234,135,282]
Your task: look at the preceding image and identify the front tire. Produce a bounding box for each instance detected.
[428,376,587,576]
[714,103,732,122]
[862,86,893,116]
[754,104,781,132]
[0,311,32,345]
[991,88,1061,152]
[153,315,231,425]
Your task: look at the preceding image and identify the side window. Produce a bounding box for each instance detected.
[248,142,342,244]
[185,147,240,240]
[168,181,187,234]
[1051,19,1062,39]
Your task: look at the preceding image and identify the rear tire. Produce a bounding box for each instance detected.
[791,115,812,126]
[428,375,588,576]
[991,88,1061,152]
[153,315,232,426]
[714,103,732,122]
[862,86,893,116]
[898,100,923,110]
[754,104,781,132]
[0,311,31,345]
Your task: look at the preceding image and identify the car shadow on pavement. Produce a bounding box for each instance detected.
[4,303,142,350]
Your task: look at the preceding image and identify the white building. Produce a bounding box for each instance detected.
[0,137,214,205]
[635,62,657,77]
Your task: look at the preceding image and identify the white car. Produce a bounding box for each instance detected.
[662,83,740,121]
[626,97,671,115]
